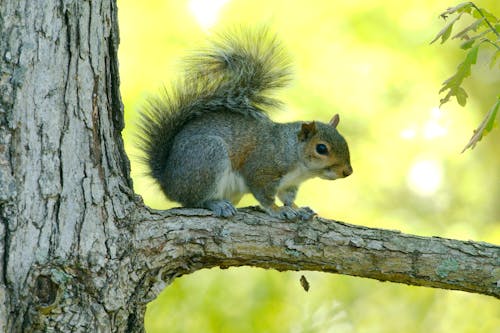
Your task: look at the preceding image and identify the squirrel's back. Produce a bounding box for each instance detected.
[136,28,292,181]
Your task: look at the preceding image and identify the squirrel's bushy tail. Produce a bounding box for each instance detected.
[185,27,292,111]
[136,28,292,180]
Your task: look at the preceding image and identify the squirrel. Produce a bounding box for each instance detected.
[136,28,353,220]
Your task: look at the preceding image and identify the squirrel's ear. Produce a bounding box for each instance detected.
[329,114,340,128]
[298,122,317,141]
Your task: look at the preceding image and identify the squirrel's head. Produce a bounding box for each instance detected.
[298,114,353,180]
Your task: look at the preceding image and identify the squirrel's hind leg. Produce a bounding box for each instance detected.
[162,134,239,217]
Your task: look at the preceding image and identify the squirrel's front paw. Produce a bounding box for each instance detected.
[277,206,300,220]
[264,204,316,220]
[295,206,316,220]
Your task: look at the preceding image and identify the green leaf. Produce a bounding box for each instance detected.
[461,44,479,76]
[455,87,468,106]
[484,98,500,133]
[439,2,473,18]
[472,7,498,23]
[452,17,485,40]
[439,45,479,107]
[440,91,452,106]
[460,30,494,50]
[462,98,500,152]
[460,38,475,50]
[431,15,461,44]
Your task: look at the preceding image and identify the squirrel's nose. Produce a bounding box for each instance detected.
[342,165,353,178]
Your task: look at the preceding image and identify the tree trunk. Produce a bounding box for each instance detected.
[0,0,141,331]
[0,1,498,332]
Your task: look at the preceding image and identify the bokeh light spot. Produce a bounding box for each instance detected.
[189,0,230,30]
[407,159,443,196]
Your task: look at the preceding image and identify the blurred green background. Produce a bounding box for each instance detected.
[118,0,500,332]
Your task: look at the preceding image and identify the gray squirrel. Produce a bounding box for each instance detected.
[136,28,353,219]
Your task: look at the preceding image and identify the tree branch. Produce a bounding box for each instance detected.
[128,206,500,299]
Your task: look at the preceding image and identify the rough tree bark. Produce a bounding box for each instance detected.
[0,1,498,332]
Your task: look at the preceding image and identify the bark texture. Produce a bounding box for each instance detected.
[129,207,500,299]
[0,0,138,331]
[0,1,498,332]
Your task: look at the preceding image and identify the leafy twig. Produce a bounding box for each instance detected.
[432,2,500,152]
[470,2,500,39]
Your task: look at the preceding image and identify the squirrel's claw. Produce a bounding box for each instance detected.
[266,205,315,221]
[278,206,300,220]
[204,200,237,218]
[296,206,316,220]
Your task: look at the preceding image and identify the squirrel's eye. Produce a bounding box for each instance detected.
[316,143,328,155]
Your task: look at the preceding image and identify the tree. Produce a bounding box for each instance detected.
[0,1,498,332]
